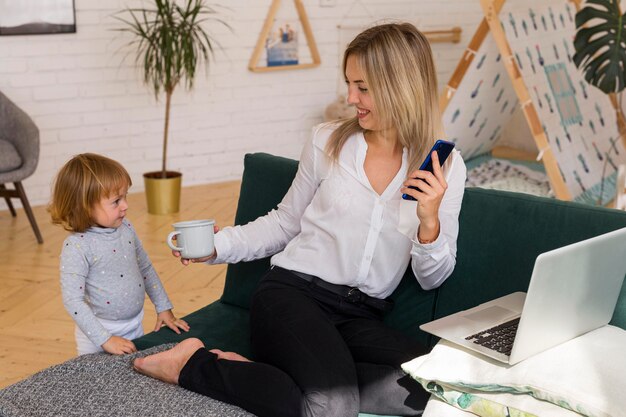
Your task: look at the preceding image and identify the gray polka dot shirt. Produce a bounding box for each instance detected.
[60,220,173,347]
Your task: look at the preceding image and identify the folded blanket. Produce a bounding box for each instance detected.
[466,159,551,197]
[402,325,626,417]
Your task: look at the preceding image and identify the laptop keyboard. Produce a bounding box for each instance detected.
[464,317,520,356]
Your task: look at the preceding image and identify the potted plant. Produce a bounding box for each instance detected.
[115,0,228,214]
[573,0,626,204]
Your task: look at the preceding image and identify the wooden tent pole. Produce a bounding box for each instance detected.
[479,0,572,200]
[439,19,490,112]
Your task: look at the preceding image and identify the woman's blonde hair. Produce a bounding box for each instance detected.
[49,153,132,233]
[326,22,442,172]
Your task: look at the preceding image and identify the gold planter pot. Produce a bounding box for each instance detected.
[143,171,182,215]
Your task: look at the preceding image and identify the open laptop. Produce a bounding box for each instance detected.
[420,227,626,365]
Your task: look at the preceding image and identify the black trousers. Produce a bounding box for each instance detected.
[178,267,429,417]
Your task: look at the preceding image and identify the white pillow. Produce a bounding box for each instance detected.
[402,325,626,417]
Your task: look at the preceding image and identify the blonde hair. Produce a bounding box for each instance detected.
[326,22,442,172]
[49,153,132,233]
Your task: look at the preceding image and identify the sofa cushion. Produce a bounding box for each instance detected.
[134,301,252,358]
[220,153,299,310]
[383,267,437,346]
[435,188,626,333]
[0,139,22,172]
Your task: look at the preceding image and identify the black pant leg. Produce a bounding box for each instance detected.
[250,272,360,417]
[179,268,361,417]
[179,348,303,417]
[337,317,430,416]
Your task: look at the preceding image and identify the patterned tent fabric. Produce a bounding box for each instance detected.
[444,1,626,205]
[443,34,519,160]
[504,2,626,205]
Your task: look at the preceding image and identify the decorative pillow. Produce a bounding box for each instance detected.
[0,139,22,172]
[402,325,626,417]
[423,396,475,417]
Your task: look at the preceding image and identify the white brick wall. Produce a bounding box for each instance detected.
[0,0,483,210]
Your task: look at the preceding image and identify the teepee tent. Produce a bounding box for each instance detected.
[441,0,626,205]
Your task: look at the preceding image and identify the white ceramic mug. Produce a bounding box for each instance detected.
[167,219,215,259]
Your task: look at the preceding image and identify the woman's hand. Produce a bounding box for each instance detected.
[154,309,190,334]
[401,151,448,242]
[171,225,220,265]
[102,336,137,355]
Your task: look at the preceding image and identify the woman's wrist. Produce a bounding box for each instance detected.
[417,221,440,244]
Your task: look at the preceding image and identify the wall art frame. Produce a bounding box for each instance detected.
[0,0,76,36]
[248,0,321,72]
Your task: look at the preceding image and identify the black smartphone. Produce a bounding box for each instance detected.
[402,139,455,201]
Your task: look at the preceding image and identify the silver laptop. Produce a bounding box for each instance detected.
[420,227,626,365]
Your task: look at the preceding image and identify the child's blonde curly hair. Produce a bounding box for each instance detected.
[49,153,131,233]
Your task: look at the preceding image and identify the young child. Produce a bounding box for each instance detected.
[49,153,189,355]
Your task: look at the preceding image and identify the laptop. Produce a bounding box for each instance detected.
[420,227,626,365]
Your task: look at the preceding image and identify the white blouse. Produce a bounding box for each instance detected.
[212,123,467,298]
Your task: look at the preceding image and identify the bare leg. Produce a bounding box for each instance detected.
[209,349,251,362]
[133,338,205,384]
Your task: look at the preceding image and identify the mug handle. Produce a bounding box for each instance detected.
[167,231,184,252]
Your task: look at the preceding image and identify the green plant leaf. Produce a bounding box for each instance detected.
[113,0,231,175]
[573,0,626,94]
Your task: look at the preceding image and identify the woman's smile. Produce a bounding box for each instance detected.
[356,107,370,119]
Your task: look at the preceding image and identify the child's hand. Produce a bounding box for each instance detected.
[154,309,190,334]
[102,336,137,355]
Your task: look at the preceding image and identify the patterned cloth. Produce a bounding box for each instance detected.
[0,344,255,417]
[60,220,173,347]
[466,159,552,198]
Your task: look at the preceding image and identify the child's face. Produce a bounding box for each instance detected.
[92,186,129,229]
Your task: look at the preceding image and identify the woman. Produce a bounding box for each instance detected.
[134,22,466,417]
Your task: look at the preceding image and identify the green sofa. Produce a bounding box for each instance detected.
[2,152,625,417]
[133,152,626,416]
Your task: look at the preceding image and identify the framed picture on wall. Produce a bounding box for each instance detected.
[0,0,76,36]
[248,0,320,72]
[266,23,299,67]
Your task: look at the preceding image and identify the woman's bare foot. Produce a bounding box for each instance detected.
[133,338,205,384]
[209,349,252,362]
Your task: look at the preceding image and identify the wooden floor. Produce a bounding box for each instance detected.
[0,181,240,389]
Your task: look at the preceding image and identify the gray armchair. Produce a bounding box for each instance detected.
[0,91,43,244]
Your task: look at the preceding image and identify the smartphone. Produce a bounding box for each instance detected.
[402,139,455,201]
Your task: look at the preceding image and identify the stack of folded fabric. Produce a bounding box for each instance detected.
[466,158,552,198]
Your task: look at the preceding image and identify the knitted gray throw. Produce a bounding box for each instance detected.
[0,344,255,417]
